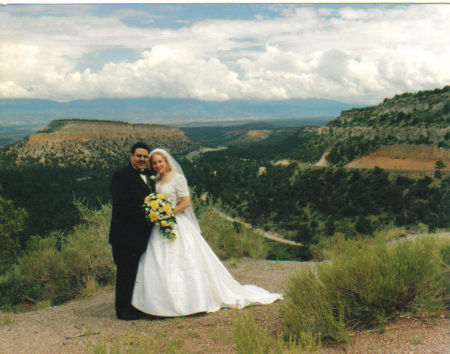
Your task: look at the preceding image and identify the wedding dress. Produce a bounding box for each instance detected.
[132,157,282,317]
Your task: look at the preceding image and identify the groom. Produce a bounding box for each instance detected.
[109,142,154,320]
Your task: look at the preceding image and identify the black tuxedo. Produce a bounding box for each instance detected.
[109,164,155,317]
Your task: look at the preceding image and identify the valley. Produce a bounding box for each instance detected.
[0,86,448,353]
[0,85,448,263]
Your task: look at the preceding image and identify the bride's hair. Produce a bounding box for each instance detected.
[149,150,172,172]
[148,147,202,233]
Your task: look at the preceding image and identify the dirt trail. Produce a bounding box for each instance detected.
[219,211,303,247]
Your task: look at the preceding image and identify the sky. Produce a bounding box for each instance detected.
[0,3,449,105]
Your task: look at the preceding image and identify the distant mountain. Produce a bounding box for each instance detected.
[0,97,359,127]
[1,119,200,168]
[180,120,278,147]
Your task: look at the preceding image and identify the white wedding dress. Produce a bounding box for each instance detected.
[132,173,282,317]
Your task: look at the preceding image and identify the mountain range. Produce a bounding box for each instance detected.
[1,86,448,172]
[0,97,359,127]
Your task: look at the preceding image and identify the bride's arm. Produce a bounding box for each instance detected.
[174,196,191,214]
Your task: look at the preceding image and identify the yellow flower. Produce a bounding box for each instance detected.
[163,204,172,213]
[156,194,165,199]
[161,220,168,227]
[150,211,158,222]
[144,196,151,204]
[150,201,159,210]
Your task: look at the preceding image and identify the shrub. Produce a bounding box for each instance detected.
[372,225,407,242]
[266,241,309,261]
[196,197,269,260]
[233,311,320,353]
[0,193,28,273]
[281,269,351,344]
[86,335,153,354]
[309,232,350,261]
[281,233,449,344]
[234,311,275,353]
[1,197,270,310]
[0,265,30,310]
[310,226,408,261]
[0,202,115,309]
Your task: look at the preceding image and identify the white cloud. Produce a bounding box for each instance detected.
[0,4,449,104]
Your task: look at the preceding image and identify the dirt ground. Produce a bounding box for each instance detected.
[346,145,450,172]
[346,154,449,171]
[0,259,448,353]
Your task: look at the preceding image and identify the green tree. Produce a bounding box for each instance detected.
[434,160,446,179]
[0,191,28,272]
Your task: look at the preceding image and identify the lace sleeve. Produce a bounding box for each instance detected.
[175,174,190,198]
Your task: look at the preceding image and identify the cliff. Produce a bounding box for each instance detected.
[29,120,184,144]
[317,125,449,146]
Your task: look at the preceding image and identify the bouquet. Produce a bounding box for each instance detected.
[143,193,177,241]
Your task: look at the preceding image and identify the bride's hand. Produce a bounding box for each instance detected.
[175,196,191,214]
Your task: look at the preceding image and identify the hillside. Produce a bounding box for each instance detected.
[181,86,450,170]
[1,119,200,168]
[346,144,450,171]
[315,86,450,168]
[329,86,449,128]
[181,121,279,147]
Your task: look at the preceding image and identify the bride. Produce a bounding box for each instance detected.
[132,148,282,317]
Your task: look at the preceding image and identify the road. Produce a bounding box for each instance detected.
[218,211,303,247]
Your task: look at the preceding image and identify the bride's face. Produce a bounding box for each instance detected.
[151,153,167,175]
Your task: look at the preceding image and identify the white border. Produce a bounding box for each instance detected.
[2,1,449,5]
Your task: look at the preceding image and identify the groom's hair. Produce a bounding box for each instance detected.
[131,142,150,154]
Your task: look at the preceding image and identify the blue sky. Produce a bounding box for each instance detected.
[0,3,449,104]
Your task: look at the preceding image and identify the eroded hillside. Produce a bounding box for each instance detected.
[2,119,200,168]
[317,86,450,168]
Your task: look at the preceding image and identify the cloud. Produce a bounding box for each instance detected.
[0,4,449,104]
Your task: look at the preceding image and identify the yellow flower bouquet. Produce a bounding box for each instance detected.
[143,193,177,241]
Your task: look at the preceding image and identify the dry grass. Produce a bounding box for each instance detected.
[325,317,449,354]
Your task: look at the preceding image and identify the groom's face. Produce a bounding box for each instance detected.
[130,148,149,171]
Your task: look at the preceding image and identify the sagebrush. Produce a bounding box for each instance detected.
[281,233,449,344]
